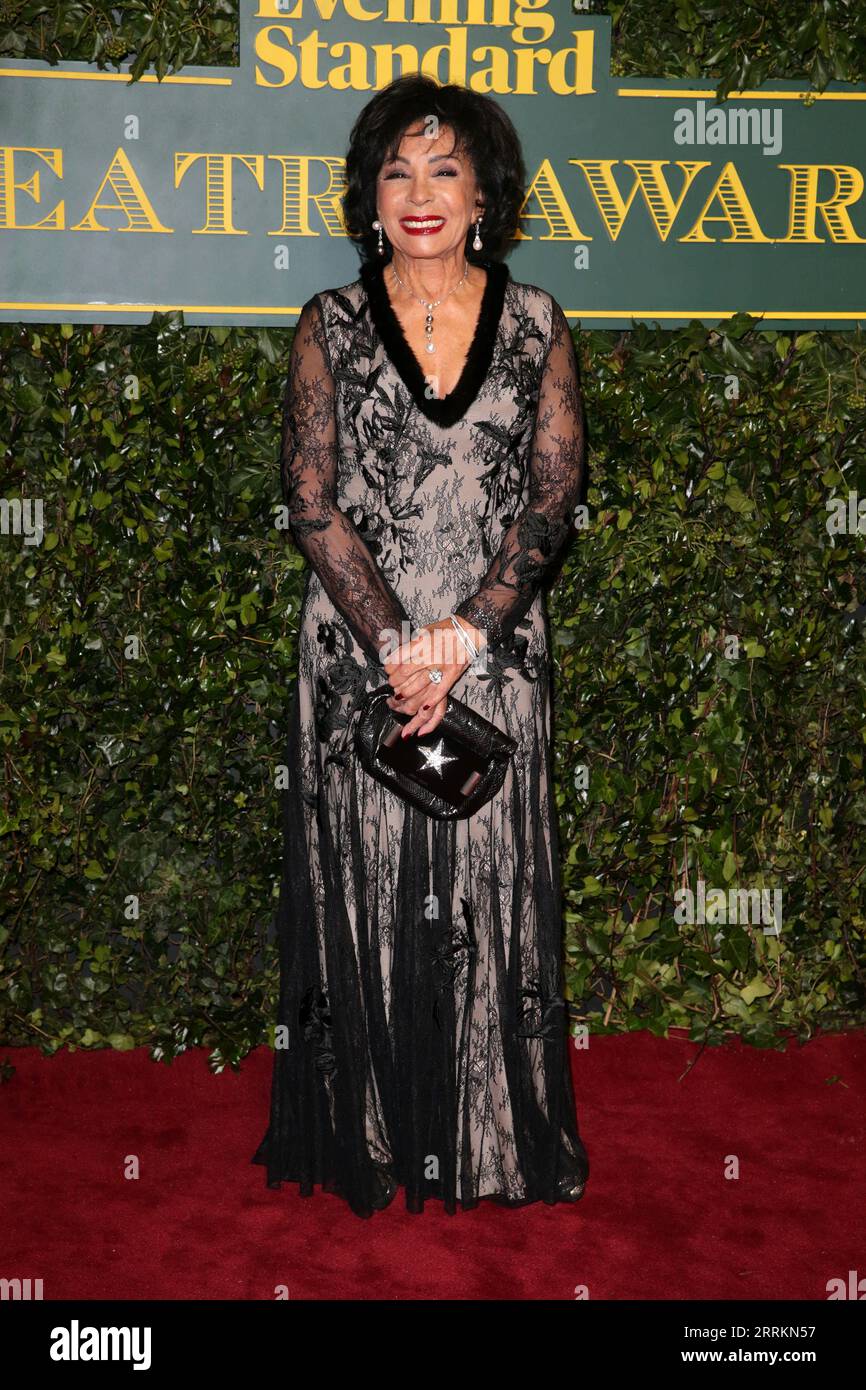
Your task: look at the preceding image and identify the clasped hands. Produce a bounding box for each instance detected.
[383,615,484,739]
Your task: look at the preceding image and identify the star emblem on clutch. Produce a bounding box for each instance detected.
[417,738,457,777]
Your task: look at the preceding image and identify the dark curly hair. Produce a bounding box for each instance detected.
[342,74,526,265]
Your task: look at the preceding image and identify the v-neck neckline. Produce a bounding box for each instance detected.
[360,256,509,428]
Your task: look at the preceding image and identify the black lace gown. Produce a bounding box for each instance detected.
[251,255,590,1217]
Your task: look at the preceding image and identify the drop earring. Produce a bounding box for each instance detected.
[473,217,483,251]
[373,219,385,255]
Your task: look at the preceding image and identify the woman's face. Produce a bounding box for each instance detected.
[375,121,483,261]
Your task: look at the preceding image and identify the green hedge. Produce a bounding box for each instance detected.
[2,3,865,1066]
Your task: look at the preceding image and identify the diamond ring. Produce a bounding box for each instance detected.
[427,667,443,684]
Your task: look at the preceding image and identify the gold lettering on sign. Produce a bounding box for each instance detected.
[679,162,773,243]
[71,148,172,233]
[777,164,866,243]
[0,147,64,229]
[573,161,710,242]
[254,1,552,39]
[2,144,863,245]
[518,157,591,241]
[252,2,590,94]
[267,155,348,235]
[175,154,265,234]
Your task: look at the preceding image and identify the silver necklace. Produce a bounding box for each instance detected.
[389,260,470,355]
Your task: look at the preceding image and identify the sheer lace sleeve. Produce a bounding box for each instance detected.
[281,294,414,667]
[453,296,586,655]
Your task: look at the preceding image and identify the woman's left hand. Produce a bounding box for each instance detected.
[383,618,469,739]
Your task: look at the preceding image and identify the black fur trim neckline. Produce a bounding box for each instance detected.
[360,257,509,428]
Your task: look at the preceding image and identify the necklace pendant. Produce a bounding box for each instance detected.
[425,341,436,353]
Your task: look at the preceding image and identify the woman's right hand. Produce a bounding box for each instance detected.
[383,619,470,739]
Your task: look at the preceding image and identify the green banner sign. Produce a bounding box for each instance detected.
[2,1,865,328]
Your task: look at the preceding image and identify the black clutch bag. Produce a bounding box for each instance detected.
[353,684,518,820]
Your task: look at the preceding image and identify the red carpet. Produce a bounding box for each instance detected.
[2,1030,863,1300]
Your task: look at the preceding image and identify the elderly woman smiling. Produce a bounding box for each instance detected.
[252,72,590,1219]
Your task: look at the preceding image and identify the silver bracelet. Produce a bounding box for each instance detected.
[450,613,478,661]
[450,614,476,657]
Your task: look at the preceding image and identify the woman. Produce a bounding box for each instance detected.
[252,73,590,1218]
